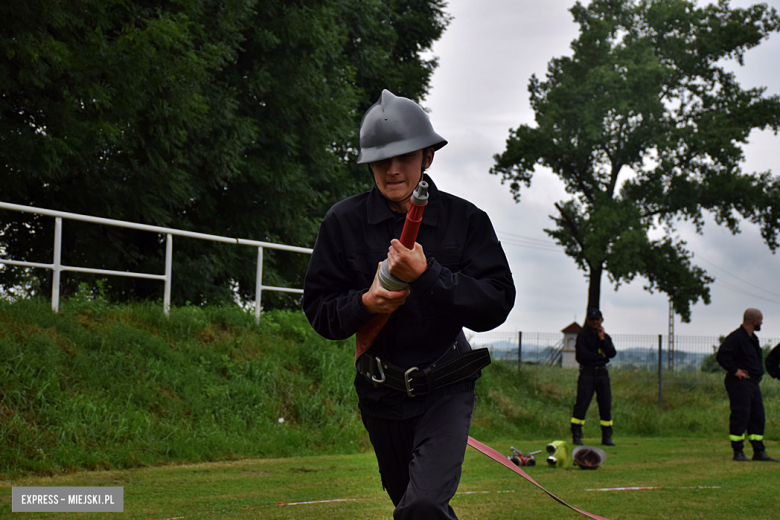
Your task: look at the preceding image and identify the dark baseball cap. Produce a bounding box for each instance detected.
[587,309,603,319]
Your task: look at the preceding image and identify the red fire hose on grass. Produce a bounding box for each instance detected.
[467,437,611,520]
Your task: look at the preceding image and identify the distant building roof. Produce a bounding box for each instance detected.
[561,322,582,334]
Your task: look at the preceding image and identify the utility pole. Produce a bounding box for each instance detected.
[658,334,663,406]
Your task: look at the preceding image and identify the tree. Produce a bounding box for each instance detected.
[192,0,451,310]
[0,0,256,301]
[0,0,450,307]
[491,0,780,322]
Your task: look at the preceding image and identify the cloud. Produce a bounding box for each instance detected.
[423,0,780,338]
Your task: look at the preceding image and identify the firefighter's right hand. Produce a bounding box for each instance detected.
[361,263,410,314]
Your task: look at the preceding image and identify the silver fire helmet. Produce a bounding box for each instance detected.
[357,90,447,164]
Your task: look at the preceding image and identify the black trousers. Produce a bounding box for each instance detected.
[361,391,476,520]
[572,368,612,423]
[724,376,765,452]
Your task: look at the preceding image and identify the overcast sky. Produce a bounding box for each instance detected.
[421,0,780,339]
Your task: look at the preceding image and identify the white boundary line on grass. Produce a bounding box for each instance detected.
[456,490,516,495]
[138,489,521,518]
[278,498,359,506]
[585,486,721,492]
[277,490,517,505]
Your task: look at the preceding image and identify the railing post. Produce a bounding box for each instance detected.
[52,217,62,313]
[255,246,263,324]
[517,331,523,372]
[164,234,172,316]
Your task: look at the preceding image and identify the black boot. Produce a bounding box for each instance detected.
[572,424,583,446]
[733,450,750,461]
[752,451,779,462]
[601,426,615,446]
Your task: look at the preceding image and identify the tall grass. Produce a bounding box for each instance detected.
[2,295,778,478]
[0,296,364,477]
[473,353,780,442]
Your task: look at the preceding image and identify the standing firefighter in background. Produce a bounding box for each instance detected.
[571,309,617,447]
[303,90,516,519]
[766,342,780,381]
[717,308,779,462]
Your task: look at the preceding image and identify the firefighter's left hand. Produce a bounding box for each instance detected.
[595,325,605,341]
[387,239,427,283]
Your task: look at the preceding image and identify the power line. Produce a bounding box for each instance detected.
[493,234,780,303]
[498,240,562,253]
[497,230,558,247]
[693,252,780,300]
[711,278,780,305]
[497,231,562,252]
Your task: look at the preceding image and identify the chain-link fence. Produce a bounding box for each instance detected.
[468,330,780,372]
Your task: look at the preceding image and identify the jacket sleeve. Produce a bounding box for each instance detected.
[303,212,375,340]
[766,343,780,380]
[601,334,617,359]
[408,209,515,332]
[716,333,739,376]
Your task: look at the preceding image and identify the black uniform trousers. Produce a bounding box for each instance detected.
[572,367,612,423]
[361,391,475,520]
[725,376,765,452]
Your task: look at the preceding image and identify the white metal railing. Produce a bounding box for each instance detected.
[0,201,312,322]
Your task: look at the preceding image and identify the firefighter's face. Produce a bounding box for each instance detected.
[587,317,603,330]
[371,149,433,211]
[753,312,763,332]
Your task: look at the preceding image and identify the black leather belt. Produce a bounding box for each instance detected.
[357,347,491,397]
[580,366,609,374]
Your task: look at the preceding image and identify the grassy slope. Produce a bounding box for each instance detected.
[0,298,364,476]
[1,298,779,478]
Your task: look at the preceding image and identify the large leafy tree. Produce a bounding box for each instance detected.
[193,0,451,309]
[1,0,256,301]
[491,0,780,321]
[0,0,450,307]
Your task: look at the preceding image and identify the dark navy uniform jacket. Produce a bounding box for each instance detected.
[575,327,617,368]
[717,326,765,381]
[766,343,780,380]
[303,176,515,419]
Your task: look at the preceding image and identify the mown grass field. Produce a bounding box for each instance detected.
[2,296,780,518]
[1,437,778,519]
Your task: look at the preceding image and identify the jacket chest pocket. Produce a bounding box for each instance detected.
[421,244,463,322]
[428,244,462,271]
[346,250,386,288]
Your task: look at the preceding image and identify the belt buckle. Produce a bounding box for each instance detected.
[371,356,386,386]
[404,366,418,397]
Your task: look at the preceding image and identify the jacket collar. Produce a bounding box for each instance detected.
[739,325,759,343]
[367,174,440,227]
